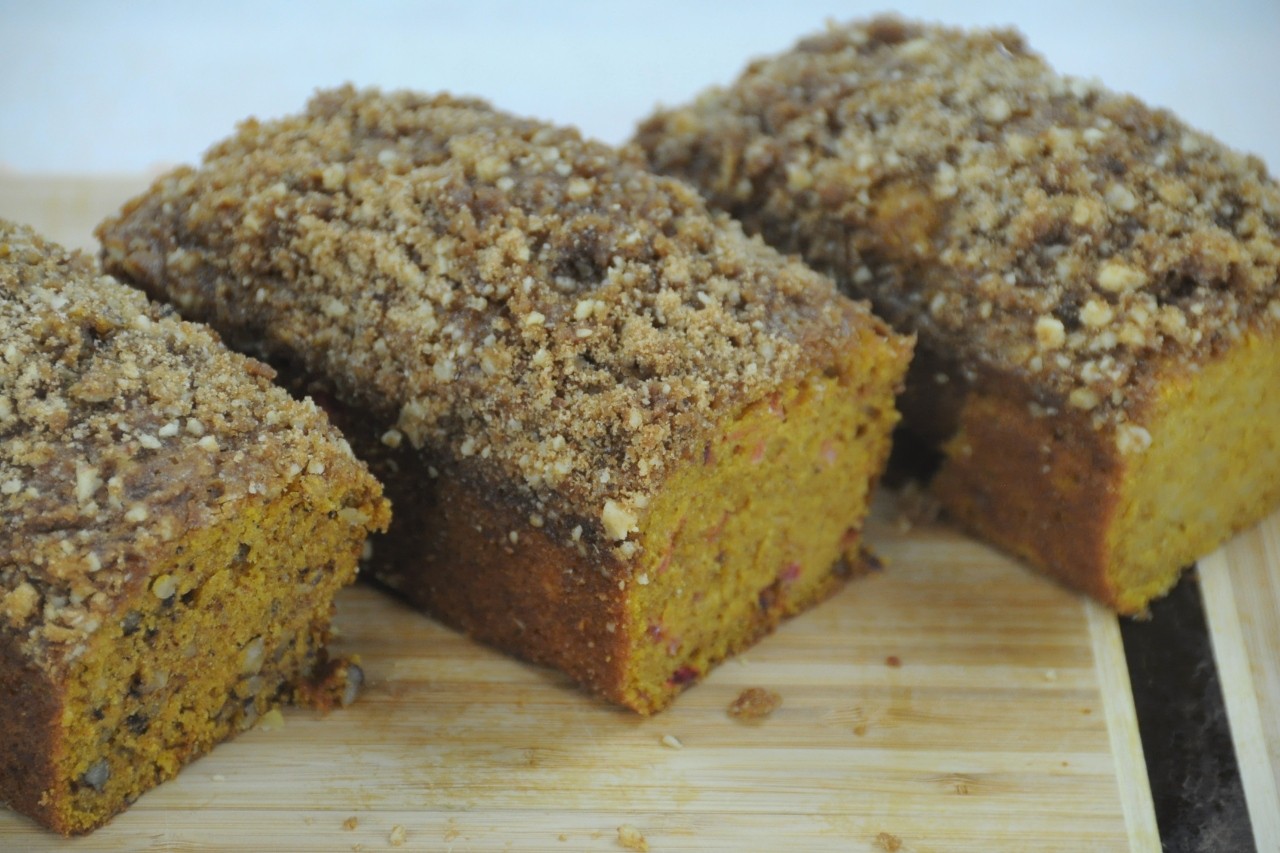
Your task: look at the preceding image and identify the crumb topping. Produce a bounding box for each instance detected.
[1,220,384,661]
[637,17,1280,432]
[99,86,891,541]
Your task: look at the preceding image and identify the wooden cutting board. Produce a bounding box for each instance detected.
[0,175,1273,852]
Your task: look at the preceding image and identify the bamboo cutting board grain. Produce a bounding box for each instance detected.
[0,176,1180,851]
[1202,520,1280,851]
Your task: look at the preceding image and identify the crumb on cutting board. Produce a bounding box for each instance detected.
[727,687,782,720]
[343,816,359,831]
[875,830,904,851]
[389,824,407,847]
[617,824,649,851]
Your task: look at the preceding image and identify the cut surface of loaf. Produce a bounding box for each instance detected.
[97,86,912,712]
[0,220,390,835]
[635,17,1280,613]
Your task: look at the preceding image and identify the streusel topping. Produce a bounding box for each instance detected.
[1,220,382,660]
[637,17,1280,430]
[99,87,894,537]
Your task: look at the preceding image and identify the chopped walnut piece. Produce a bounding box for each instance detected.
[1,581,39,623]
[1096,261,1147,293]
[601,500,638,541]
[1034,316,1066,350]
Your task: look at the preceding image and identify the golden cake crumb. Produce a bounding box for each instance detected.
[343,816,359,831]
[388,824,407,847]
[255,708,285,732]
[637,16,1280,435]
[727,687,782,720]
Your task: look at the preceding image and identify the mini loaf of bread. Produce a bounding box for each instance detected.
[636,17,1280,614]
[0,220,390,835]
[98,86,912,712]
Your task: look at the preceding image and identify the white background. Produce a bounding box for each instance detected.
[2,0,1280,175]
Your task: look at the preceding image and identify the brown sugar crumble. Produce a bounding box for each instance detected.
[1,220,388,835]
[637,17,1280,439]
[637,15,1280,615]
[727,686,782,720]
[1,219,383,668]
[99,85,880,553]
[875,831,904,852]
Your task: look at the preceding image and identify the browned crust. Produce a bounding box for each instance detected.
[929,383,1121,608]
[0,639,62,833]
[364,437,632,705]
[371,451,860,710]
[331,394,866,712]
